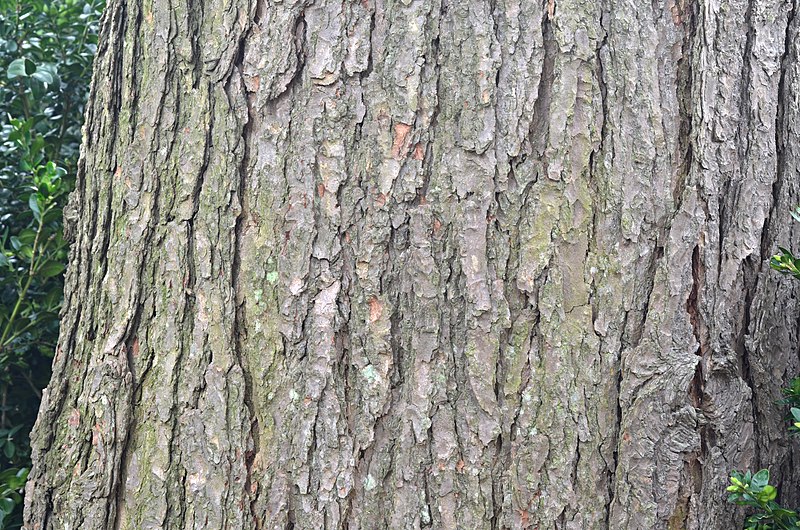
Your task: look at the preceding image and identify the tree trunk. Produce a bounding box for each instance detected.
[22,0,800,528]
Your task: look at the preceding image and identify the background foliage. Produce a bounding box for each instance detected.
[0,0,102,527]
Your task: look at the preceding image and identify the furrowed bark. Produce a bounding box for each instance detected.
[24,0,800,528]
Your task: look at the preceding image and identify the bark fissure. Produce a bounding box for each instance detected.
[231,2,262,522]
[767,0,798,262]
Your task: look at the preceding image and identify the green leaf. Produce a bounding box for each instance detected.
[33,63,58,86]
[42,207,63,224]
[17,229,36,245]
[7,57,34,79]
[31,68,53,85]
[751,469,770,490]
[29,193,41,222]
[759,485,777,501]
[38,261,65,278]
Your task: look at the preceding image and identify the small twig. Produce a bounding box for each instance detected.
[19,369,41,400]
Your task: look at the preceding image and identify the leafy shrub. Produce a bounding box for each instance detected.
[0,467,25,529]
[728,469,799,529]
[728,207,800,529]
[0,0,102,527]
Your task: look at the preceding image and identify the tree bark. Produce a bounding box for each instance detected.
[22,0,800,528]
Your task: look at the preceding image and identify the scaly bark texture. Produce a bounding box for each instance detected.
[22,0,800,528]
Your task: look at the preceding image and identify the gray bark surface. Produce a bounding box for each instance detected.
[22,0,800,528]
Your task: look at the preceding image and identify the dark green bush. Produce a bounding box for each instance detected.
[0,1,102,527]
